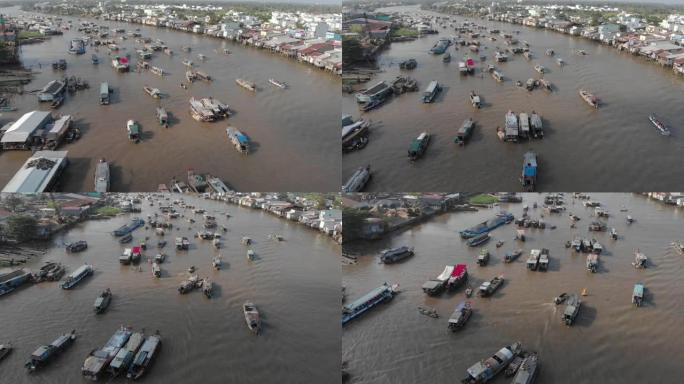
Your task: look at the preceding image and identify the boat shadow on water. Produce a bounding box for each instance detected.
[571,302,597,328]
[58,157,93,192]
[107,163,130,192]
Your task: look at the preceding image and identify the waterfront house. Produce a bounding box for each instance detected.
[0,111,51,150]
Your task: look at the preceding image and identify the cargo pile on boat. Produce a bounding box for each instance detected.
[189,97,231,122]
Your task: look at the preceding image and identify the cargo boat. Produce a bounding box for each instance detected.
[478,275,504,297]
[586,254,599,272]
[111,56,129,72]
[459,212,514,238]
[342,165,371,193]
[492,70,504,82]
[408,132,430,160]
[538,248,549,271]
[380,246,414,264]
[632,284,644,307]
[530,112,543,138]
[521,151,538,191]
[563,294,581,325]
[37,80,66,102]
[127,333,161,380]
[423,264,467,295]
[429,38,451,54]
[99,82,110,105]
[61,264,93,289]
[127,120,141,141]
[113,218,145,236]
[82,327,132,380]
[66,240,88,252]
[108,332,144,377]
[467,233,491,247]
[25,331,77,371]
[519,113,530,138]
[94,159,109,193]
[477,248,490,266]
[422,81,441,103]
[461,341,521,383]
[355,81,392,104]
[342,283,398,326]
[175,237,189,250]
[448,301,473,331]
[0,269,31,297]
[633,250,647,269]
[226,127,249,154]
[156,108,168,127]
[526,249,540,270]
[504,110,518,141]
[469,91,481,108]
[243,302,261,334]
[454,118,474,146]
[512,353,539,384]
[505,249,522,262]
[94,288,112,313]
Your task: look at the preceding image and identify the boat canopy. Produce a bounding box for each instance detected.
[437,265,455,281]
[633,284,644,297]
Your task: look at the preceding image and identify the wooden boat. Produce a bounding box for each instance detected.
[579,89,599,108]
[648,114,671,136]
[534,64,545,74]
[127,120,141,142]
[143,86,161,99]
[226,127,250,154]
[243,302,261,334]
[469,91,481,108]
[268,78,287,89]
[448,301,472,331]
[247,249,256,261]
[182,59,193,67]
[25,331,77,370]
[156,107,168,127]
[408,132,430,160]
[126,333,161,380]
[94,288,112,314]
[454,118,474,146]
[236,78,256,92]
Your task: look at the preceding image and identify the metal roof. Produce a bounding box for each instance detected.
[0,111,51,144]
[2,150,68,193]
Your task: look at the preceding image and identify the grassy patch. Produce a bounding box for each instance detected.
[18,31,43,39]
[391,27,419,38]
[468,194,499,205]
[97,206,121,216]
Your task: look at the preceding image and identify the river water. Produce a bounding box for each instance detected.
[342,193,684,383]
[0,7,340,192]
[0,194,340,384]
[343,6,684,192]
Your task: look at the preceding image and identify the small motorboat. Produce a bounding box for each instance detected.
[268,78,287,89]
[243,302,261,334]
[417,306,439,318]
[554,292,568,305]
[649,114,671,136]
[94,288,112,314]
[212,256,222,270]
[579,89,599,108]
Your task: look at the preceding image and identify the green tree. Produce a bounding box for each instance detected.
[342,207,370,242]
[7,215,37,242]
[342,37,363,66]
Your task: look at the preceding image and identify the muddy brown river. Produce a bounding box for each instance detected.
[0,7,340,192]
[0,194,340,384]
[342,193,684,383]
[343,6,684,192]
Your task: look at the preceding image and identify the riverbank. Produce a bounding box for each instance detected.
[27,5,341,76]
